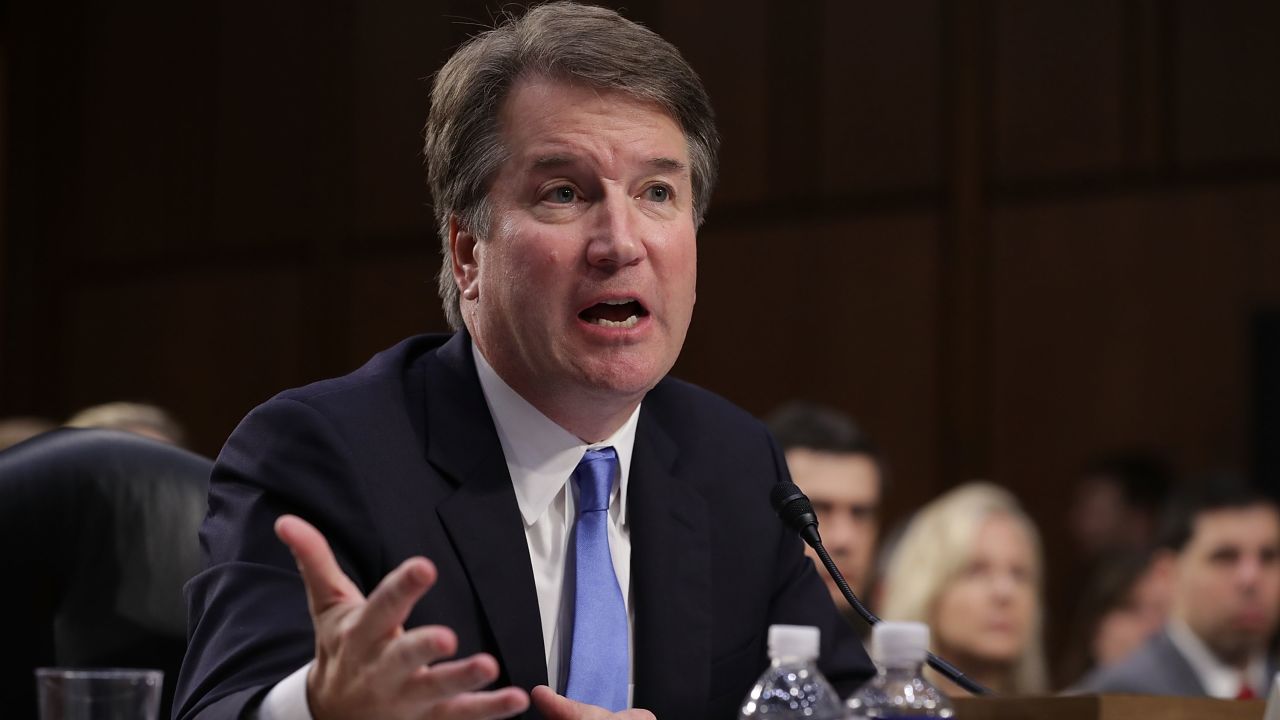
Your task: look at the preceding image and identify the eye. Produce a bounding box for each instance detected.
[546,185,577,204]
[642,184,671,202]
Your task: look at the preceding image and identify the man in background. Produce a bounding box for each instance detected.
[768,401,885,618]
[1074,476,1279,698]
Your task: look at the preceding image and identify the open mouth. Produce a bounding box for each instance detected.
[579,298,649,329]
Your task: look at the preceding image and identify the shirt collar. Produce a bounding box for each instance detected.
[1166,618,1268,698]
[471,341,638,528]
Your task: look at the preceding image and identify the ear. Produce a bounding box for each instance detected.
[450,215,481,301]
[1150,548,1177,583]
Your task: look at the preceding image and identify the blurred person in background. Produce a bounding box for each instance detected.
[1069,450,1174,560]
[0,416,57,451]
[1056,549,1173,688]
[767,401,886,620]
[1073,475,1279,698]
[65,401,187,447]
[880,482,1048,695]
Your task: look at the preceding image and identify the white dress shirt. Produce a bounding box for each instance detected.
[1166,618,1269,699]
[257,341,638,719]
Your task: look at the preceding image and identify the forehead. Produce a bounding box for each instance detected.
[784,448,881,503]
[1188,504,1280,549]
[496,76,690,169]
[973,513,1036,564]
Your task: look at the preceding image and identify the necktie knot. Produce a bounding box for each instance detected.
[574,447,618,513]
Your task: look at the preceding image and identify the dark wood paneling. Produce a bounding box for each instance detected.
[5,1,1280,682]
[677,212,941,519]
[351,3,456,241]
[991,0,1127,180]
[1174,1,1280,167]
[61,269,308,457]
[347,251,449,366]
[208,2,355,249]
[661,0,772,209]
[821,0,942,195]
[73,4,216,260]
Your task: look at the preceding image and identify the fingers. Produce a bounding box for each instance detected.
[380,624,460,686]
[350,554,437,651]
[275,515,364,617]
[430,686,530,720]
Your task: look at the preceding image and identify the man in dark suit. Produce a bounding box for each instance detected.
[1073,477,1280,698]
[174,4,873,719]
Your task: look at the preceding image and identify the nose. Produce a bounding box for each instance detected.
[989,570,1018,604]
[587,189,646,269]
[1236,554,1265,590]
[822,512,857,554]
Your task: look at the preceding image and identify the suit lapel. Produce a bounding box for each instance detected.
[426,334,549,695]
[629,407,711,716]
[1158,630,1209,696]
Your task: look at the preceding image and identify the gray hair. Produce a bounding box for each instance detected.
[423,2,720,330]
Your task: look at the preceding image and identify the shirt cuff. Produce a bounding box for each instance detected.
[253,662,314,720]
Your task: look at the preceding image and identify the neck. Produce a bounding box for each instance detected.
[529,391,640,443]
[469,332,645,443]
[1171,612,1256,672]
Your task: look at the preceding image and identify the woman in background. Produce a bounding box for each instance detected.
[880,482,1048,695]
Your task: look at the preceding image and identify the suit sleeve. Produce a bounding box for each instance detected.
[173,397,382,720]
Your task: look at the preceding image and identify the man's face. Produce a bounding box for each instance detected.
[1172,504,1280,665]
[454,78,697,434]
[784,448,881,601]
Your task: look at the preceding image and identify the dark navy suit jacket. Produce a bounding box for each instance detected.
[174,332,873,719]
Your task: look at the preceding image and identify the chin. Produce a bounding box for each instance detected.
[574,352,672,397]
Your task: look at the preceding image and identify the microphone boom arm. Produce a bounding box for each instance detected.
[772,481,992,696]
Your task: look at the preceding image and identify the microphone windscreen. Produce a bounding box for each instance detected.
[770,481,815,531]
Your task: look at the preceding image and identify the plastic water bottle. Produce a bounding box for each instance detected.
[845,622,954,719]
[739,624,845,719]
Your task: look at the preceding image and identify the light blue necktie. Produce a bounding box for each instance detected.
[564,446,629,711]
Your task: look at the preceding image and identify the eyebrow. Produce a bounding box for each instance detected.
[531,155,688,174]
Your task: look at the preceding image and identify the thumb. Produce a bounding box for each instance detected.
[530,687,656,719]
[530,686,580,719]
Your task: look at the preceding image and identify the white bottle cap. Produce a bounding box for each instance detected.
[871,621,930,667]
[768,624,821,661]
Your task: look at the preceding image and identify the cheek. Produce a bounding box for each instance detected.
[934,584,977,635]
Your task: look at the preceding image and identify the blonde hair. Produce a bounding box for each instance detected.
[880,481,1048,694]
[65,402,186,447]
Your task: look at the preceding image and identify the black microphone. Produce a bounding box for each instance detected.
[770,481,992,696]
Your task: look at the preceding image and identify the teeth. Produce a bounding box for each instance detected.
[601,298,637,306]
[590,315,640,328]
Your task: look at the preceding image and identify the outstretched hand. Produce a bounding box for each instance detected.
[531,686,656,720]
[275,515,530,720]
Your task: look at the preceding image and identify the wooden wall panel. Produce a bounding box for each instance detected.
[1174,1,1280,167]
[989,185,1280,548]
[71,5,215,260]
[208,3,355,249]
[60,269,307,457]
[661,0,772,208]
[677,212,941,518]
[5,2,1280,677]
[821,0,942,195]
[991,0,1127,180]
[350,3,454,242]
[347,251,449,368]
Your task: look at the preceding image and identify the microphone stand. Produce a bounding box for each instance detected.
[808,539,992,696]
